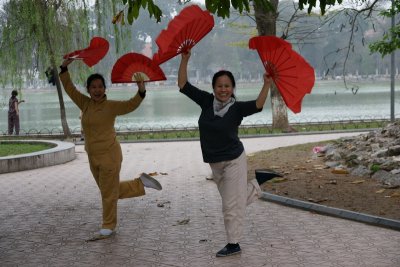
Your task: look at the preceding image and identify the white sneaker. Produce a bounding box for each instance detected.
[86,229,114,242]
[139,173,162,190]
[99,228,113,236]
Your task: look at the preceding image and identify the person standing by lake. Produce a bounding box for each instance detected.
[8,90,24,135]
[178,51,273,257]
[59,58,162,240]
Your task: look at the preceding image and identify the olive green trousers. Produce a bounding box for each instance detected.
[88,144,145,230]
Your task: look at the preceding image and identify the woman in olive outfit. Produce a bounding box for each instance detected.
[178,51,272,257]
[60,58,162,240]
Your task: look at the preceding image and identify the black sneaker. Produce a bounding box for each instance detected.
[216,243,241,257]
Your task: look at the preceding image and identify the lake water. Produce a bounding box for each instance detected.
[1,79,399,133]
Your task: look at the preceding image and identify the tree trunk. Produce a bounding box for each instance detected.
[37,0,71,138]
[52,64,71,137]
[254,0,291,131]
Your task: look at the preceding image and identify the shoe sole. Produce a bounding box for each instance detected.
[86,232,115,242]
[140,173,162,190]
[216,250,242,257]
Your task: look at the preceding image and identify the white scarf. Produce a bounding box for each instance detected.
[213,97,235,117]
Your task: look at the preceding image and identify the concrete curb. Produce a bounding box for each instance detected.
[261,192,400,231]
[0,140,75,174]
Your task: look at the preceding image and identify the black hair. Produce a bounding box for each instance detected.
[212,70,236,98]
[11,90,18,97]
[86,73,106,93]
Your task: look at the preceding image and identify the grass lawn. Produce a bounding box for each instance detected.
[0,143,54,157]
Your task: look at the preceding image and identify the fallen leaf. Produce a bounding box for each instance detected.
[331,168,349,174]
[175,218,190,225]
[390,192,400,198]
[313,165,325,168]
[375,189,385,194]
[157,200,171,207]
[268,177,288,183]
[350,180,365,184]
[294,166,307,170]
[307,198,328,203]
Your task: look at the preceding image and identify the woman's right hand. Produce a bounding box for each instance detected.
[133,73,146,93]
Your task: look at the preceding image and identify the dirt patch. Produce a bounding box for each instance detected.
[247,141,400,221]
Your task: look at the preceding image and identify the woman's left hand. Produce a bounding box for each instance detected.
[61,58,75,68]
[256,73,273,109]
[263,73,273,87]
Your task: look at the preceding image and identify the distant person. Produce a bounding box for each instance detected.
[8,90,24,135]
[178,50,273,257]
[59,58,162,240]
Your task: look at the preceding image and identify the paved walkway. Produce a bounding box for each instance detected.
[1,132,399,267]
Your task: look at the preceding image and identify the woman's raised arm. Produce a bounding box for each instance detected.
[178,51,191,89]
[256,73,273,109]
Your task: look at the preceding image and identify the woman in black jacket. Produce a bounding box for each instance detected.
[177,50,272,257]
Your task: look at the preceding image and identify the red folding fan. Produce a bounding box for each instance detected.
[249,35,315,113]
[285,50,315,113]
[249,35,292,52]
[153,5,214,64]
[111,53,166,83]
[63,37,109,67]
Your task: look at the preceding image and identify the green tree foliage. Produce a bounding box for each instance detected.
[0,0,92,87]
[120,0,163,23]
[369,0,400,56]
[120,0,274,23]
[0,0,94,136]
[121,0,344,24]
[298,0,343,15]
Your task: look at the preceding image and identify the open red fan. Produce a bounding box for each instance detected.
[153,5,214,65]
[249,35,315,113]
[111,53,166,83]
[249,35,292,52]
[285,50,315,113]
[63,37,109,67]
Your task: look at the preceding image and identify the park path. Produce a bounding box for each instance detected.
[1,132,399,267]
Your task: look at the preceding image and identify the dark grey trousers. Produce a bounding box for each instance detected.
[8,112,20,135]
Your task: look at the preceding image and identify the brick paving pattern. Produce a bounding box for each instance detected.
[1,133,399,267]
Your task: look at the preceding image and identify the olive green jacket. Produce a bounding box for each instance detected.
[60,71,144,155]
